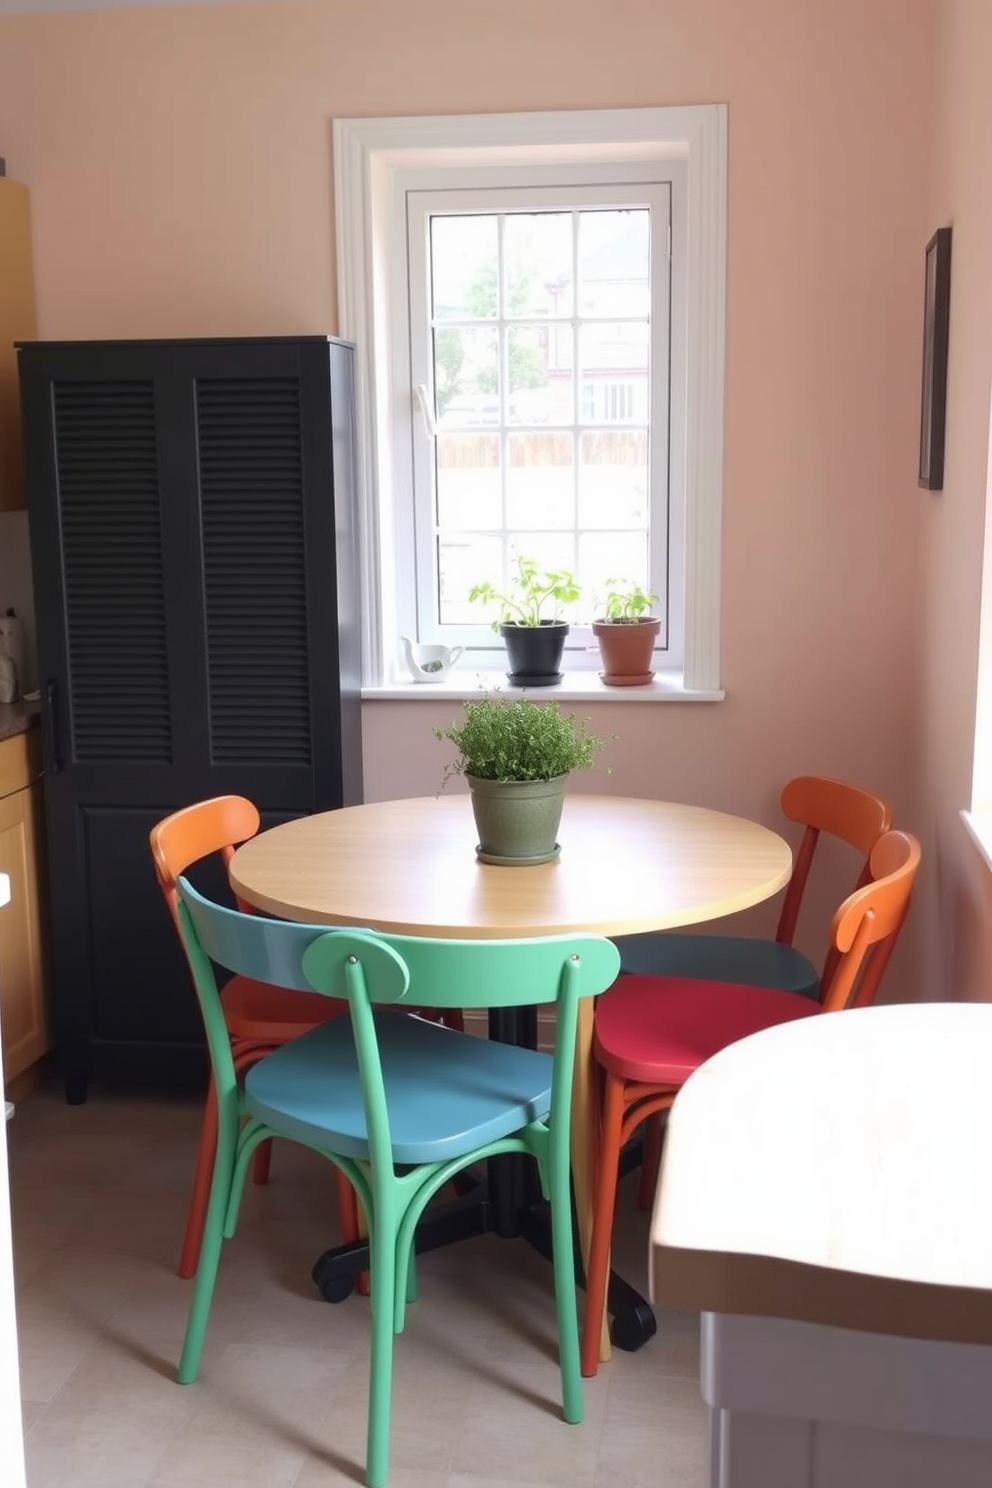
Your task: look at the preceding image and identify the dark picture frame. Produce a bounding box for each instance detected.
[919,226,952,490]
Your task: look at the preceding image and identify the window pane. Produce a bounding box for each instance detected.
[578,430,648,528]
[507,325,573,425]
[434,327,499,424]
[503,213,574,318]
[436,433,501,530]
[578,323,649,424]
[578,532,651,609]
[418,190,669,653]
[506,432,574,530]
[431,216,498,321]
[439,534,504,624]
[578,210,650,317]
[439,533,579,626]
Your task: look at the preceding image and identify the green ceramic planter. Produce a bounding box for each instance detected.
[467,774,567,865]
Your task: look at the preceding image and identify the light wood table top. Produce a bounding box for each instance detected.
[651,1001,992,1346]
[229,794,792,938]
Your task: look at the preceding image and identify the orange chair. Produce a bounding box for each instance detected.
[614,775,894,993]
[151,796,362,1280]
[616,775,893,1208]
[580,828,921,1378]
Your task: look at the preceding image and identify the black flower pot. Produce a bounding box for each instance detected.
[500,622,569,686]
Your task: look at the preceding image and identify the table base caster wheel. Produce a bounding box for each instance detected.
[610,1302,658,1352]
[312,1257,356,1304]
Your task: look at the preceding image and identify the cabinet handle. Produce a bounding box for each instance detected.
[44,679,62,774]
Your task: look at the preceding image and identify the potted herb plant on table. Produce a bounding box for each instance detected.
[470,555,581,686]
[434,693,610,865]
[592,580,661,686]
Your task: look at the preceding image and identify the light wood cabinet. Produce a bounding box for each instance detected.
[0,730,46,1087]
[0,177,38,512]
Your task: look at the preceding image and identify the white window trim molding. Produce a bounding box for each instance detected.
[962,811,992,873]
[333,104,727,696]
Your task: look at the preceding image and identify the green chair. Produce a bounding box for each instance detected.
[172,873,621,1488]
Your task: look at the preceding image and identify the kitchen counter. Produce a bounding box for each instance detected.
[0,702,39,745]
[651,1002,992,1488]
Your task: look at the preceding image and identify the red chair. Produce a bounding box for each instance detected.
[617,775,893,1208]
[580,828,921,1378]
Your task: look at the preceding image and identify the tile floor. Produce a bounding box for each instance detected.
[8,1078,706,1488]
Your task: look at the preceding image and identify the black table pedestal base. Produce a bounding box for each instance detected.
[309,1006,658,1352]
[310,1157,657,1353]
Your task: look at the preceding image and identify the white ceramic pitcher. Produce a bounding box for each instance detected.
[401,637,464,683]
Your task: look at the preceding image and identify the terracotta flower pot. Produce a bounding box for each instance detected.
[592,616,661,686]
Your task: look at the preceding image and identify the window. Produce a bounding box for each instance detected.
[333,106,727,695]
[409,189,667,642]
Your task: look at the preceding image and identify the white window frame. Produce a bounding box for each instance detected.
[333,105,727,698]
[406,178,674,666]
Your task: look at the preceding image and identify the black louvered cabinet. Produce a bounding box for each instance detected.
[17,337,363,1099]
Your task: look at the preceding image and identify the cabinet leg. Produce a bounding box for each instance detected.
[62,1052,89,1105]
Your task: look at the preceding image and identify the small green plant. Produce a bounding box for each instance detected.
[469,554,581,629]
[434,693,611,784]
[598,579,659,624]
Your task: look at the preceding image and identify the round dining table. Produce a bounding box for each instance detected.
[230,792,792,1358]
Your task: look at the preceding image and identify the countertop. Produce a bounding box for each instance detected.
[651,1001,992,1347]
[0,701,40,745]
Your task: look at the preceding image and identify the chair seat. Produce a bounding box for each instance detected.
[221,975,346,1042]
[245,1011,553,1165]
[593,974,823,1085]
[612,932,820,999]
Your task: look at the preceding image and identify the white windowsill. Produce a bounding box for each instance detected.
[962,810,992,872]
[363,670,724,703]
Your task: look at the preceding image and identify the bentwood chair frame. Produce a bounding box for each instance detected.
[172,874,621,1487]
[581,828,921,1378]
[150,796,362,1278]
[615,775,894,1207]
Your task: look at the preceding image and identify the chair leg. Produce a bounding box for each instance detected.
[580,1070,627,1379]
[177,1101,239,1384]
[251,1139,273,1186]
[337,1171,370,1297]
[637,1112,662,1212]
[177,1080,219,1280]
[365,1210,397,1488]
[548,1146,583,1424]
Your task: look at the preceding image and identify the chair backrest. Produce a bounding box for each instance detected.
[175,873,622,1170]
[776,776,893,987]
[150,795,261,930]
[306,924,621,1177]
[818,829,921,1014]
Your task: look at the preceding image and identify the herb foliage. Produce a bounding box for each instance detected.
[598,580,659,624]
[434,694,610,785]
[469,555,581,629]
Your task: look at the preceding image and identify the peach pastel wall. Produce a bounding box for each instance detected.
[0,0,932,979]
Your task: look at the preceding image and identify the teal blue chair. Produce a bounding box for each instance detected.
[172,873,621,1488]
